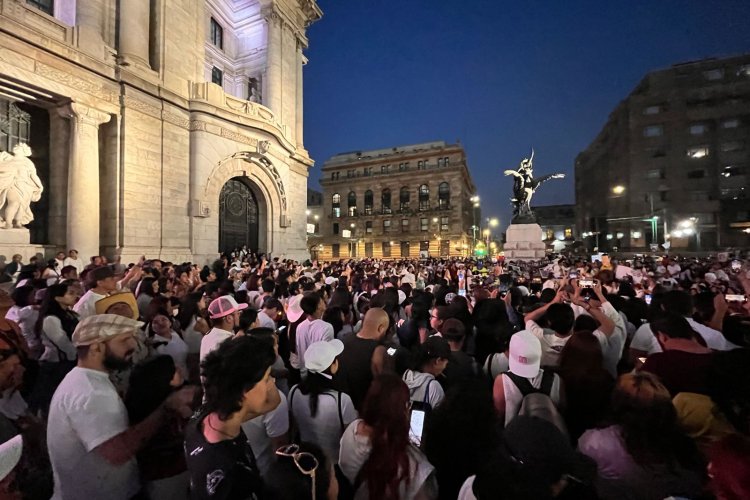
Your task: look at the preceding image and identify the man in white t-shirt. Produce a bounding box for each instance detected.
[63,249,84,275]
[294,293,334,373]
[571,282,624,377]
[73,267,119,319]
[522,290,574,367]
[200,295,248,363]
[241,387,289,474]
[257,298,281,330]
[47,314,193,500]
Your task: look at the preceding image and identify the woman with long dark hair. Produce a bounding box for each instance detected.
[176,292,209,383]
[558,331,614,441]
[136,277,159,318]
[338,373,437,499]
[32,282,79,413]
[578,372,705,499]
[147,308,189,381]
[289,339,357,463]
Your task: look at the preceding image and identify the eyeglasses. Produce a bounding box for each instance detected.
[275,444,319,500]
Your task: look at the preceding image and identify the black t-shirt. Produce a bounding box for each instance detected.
[334,335,379,411]
[184,414,263,500]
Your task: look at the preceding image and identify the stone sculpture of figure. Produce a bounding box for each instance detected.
[503,149,564,222]
[248,77,261,103]
[0,143,44,228]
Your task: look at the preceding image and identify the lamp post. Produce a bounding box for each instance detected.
[470,195,480,253]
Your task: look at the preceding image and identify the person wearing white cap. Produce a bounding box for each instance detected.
[293,293,334,376]
[492,330,564,426]
[289,339,358,463]
[199,295,248,364]
[47,314,195,500]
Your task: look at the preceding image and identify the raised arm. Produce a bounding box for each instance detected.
[503,169,522,178]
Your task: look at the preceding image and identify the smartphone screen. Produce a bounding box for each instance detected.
[725,294,747,303]
[579,279,595,288]
[409,408,426,446]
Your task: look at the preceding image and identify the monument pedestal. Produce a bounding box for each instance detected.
[503,223,547,260]
[0,229,47,262]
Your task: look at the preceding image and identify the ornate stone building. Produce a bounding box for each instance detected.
[312,141,477,260]
[0,0,321,263]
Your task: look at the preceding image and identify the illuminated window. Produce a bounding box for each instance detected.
[347,191,357,216]
[722,118,740,129]
[689,124,708,135]
[364,190,373,215]
[438,182,450,209]
[418,184,429,211]
[564,228,572,238]
[441,216,449,232]
[420,218,428,232]
[332,193,341,218]
[686,146,709,159]
[643,105,661,115]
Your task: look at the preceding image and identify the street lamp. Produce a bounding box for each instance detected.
[612,185,626,195]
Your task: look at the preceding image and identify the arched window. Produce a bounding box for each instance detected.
[347,191,357,216]
[399,186,410,211]
[419,184,430,211]
[438,182,450,209]
[332,193,341,218]
[381,188,392,214]
[364,190,373,215]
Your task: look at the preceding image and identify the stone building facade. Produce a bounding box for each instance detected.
[576,54,750,251]
[312,141,477,260]
[0,0,321,263]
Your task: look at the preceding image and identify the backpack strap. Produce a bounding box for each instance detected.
[539,369,555,395]
[423,378,434,406]
[337,390,345,431]
[504,371,538,397]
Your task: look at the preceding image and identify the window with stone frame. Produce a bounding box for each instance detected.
[332,244,340,258]
[347,191,357,216]
[382,241,391,258]
[381,188,392,214]
[365,242,373,258]
[420,218,428,232]
[564,228,573,239]
[366,221,373,234]
[211,67,223,87]
[26,0,53,15]
[400,186,410,211]
[333,223,339,235]
[332,193,341,218]
[418,184,429,211]
[440,216,449,232]
[420,241,430,252]
[438,182,450,209]
[364,190,373,215]
[210,17,224,50]
[437,158,444,167]
[401,218,409,232]
[383,219,391,233]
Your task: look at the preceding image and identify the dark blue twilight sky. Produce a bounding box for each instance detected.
[302,0,750,228]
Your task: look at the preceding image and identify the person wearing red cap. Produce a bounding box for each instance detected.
[199,295,248,364]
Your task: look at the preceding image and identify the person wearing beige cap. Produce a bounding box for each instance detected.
[47,314,195,500]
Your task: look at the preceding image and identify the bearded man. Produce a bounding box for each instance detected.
[46,314,194,500]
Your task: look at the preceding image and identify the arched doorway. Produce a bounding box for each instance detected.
[219,177,260,254]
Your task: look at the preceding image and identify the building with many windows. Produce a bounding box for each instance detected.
[535,204,577,244]
[0,0,320,263]
[312,141,477,259]
[576,54,750,251]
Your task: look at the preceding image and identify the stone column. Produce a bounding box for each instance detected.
[118,0,151,68]
[264,11,282,118]
[76,0,105,58]
[295,44,305,147]
[58,103,111,260]
[47,110,70,247]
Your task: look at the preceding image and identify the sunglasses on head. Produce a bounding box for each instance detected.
[275,444,319,500]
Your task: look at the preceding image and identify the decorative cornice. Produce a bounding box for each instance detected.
[58,102,111,126]
[189,119,258,147]
[122,95,161,119]
[35,62,117,103]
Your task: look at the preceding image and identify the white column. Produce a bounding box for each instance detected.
[118,0,151,68]
[75,0,105,57]
[58,103,111,261]
[295,44,305,147]
[47,110,70,247]
[264,11,282,118]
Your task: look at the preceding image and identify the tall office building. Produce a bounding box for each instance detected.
[313,141,477,259]
[576,54,750,251]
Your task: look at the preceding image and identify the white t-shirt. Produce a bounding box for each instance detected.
[240,388,288,474]
[199,327,234,363]
[181,317,203,354]
[72,290,107,320]
[289,385,358,462]
[257,311,276,330]
[631,317,739,354]
[525,321,569,367]
[154,332,189,380]
[47,367,139,500]
[586,302,627,377]
[40,316,77,362]
[63,257,84,275]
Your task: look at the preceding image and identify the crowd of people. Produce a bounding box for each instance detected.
[0,247,748,499]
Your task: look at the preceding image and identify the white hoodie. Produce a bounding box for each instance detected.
[402,369,444,409]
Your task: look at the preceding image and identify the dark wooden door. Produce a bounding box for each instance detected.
[219,178,259,253]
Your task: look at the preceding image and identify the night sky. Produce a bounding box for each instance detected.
[303,0,750,228]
